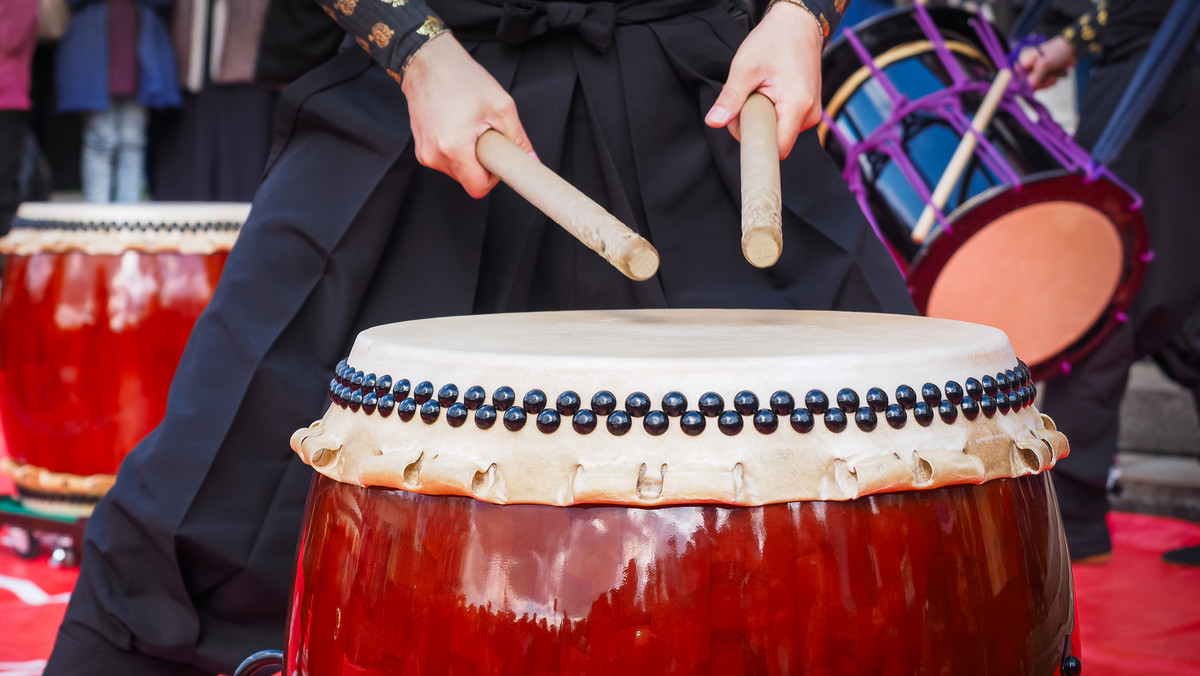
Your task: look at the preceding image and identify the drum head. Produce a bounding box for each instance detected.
[296,310,1068,507]
[909,172,1149,380]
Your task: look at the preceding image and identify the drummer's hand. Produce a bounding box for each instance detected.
[1019,36,1076,90]
[401,34,534,198]
[704,1,824,159]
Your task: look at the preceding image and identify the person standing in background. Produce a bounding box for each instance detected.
[253,0,342,89]
[1023,0,1200,566]
[0,0,39,232]
[151,0,277,201]
[55,0,180,202]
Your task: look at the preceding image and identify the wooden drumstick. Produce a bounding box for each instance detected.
[475,130,660,282]
[912,68,1013,244]
[739,93,784,268]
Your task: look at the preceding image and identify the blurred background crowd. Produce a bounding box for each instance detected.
[0,0,348,230]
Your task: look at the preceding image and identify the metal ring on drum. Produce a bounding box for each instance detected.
[261,309,1082,675]
[819,4,1150,381]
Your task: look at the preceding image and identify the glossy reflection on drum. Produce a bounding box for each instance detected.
[276,309,1081,675]
[0,202,247,516]
[820,5,1149,380]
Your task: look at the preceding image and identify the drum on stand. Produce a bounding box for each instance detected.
[820,5,1150,381]
[0,202,247,517]
[267,309,1081,674]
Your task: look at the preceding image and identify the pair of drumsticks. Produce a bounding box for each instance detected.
[475,93,783,281]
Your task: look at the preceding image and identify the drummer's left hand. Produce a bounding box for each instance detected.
[705,1,824,159]
[1019,36,1076,90]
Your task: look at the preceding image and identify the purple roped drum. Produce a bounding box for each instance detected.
[819,5,1149,382]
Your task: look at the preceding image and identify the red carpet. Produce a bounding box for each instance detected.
[1072,512,1200,675]
[1,476,1198,675]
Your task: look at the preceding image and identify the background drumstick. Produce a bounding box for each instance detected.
[475,130,660,282]
[739,93,784,268]
[911,68,1013,243]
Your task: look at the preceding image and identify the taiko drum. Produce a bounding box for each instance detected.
[819,6,1148,381]
[282,310,1082,675]
[0,202,247,515]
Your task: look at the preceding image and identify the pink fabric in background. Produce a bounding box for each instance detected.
[108,0,139,97]
[0,0,39,110]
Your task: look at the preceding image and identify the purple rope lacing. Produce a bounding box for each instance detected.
[841,28,953,233]
[913,3,968,86]
[831,6,1146,238]
[914,4,1023,190]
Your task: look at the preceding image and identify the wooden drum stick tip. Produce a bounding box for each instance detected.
[743,230,783,269]
[628,244,660,281]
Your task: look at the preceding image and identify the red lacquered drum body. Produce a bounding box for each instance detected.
[0,203,246,514]
[291,472,1071,675]
[282,310,1080,674]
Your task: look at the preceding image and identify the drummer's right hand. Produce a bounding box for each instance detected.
[1019,36,1076,90]
[401,35,534,198]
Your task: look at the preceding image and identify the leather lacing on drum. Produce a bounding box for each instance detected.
[326,358,1037,436]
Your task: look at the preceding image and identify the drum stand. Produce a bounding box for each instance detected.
[0,494,85,567]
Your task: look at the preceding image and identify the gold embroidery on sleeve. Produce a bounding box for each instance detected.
[416,15,445,38]
[333,0,357,15]
[379,0,408,7]
[370,22,396,48]
[1080,24,1095,42]
[355,36,371,52]
[386,69,404,84]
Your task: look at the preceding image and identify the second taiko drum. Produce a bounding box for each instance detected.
[0,202,248,516]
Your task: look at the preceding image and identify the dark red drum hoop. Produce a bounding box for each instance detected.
[907,170,1150,381]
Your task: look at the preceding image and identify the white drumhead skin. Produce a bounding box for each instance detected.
[293,309,1068,506]
[1,202,250,254]
[13,201,252,225]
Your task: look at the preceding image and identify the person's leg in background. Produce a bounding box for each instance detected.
[0,109,27,232]
[1155,305,1200,421]
[1154,305,1200,565]
[112,96,146,202]
[82,106,118,203]
[1042,325,1138,561]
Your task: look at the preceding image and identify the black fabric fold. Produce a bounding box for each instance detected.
[439,0,722,49]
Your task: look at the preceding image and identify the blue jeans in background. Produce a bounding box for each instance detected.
[82,97,146,203]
